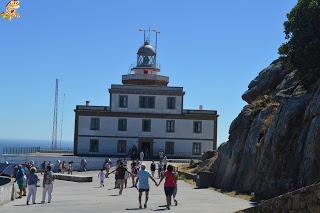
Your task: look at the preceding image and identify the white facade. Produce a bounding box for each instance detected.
[74,40,218,158]
[111,93,183,114]
[76,115,215,158]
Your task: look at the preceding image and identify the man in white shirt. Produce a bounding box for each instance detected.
[140,151,145,162]
[135,164,158,209]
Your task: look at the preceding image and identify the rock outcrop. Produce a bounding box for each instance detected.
[211,60,320,199]
[238,183,320,213]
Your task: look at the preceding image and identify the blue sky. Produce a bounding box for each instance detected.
[0,0,297,146]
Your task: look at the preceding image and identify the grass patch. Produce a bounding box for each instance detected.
[178,164,197,174]
[209,188,255,201]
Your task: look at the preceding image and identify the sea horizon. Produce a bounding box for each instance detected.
[0,138,73,154]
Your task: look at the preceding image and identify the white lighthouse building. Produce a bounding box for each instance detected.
[74,37,218,158]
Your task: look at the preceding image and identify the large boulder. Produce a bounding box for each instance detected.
[211,60,320,199]
[201,150,217,161]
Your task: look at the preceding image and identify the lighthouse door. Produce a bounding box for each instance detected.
[139,138,153,159]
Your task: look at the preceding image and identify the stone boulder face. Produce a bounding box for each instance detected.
[212,60,320,199]
[201,150,217,161]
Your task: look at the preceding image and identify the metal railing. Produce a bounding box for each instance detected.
[122,74,169,82]
[2,146,41,155]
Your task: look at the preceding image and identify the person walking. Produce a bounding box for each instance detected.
[150,160,156,178]
[130,161,138,187]
[135,164,158,209]
[157,161,164,179]
[68,161,73,174]
[40,161,46,175]
[26,167,39,205]
[140,151,144,162]
[15,165,27,198]
[41,165,55,204]
[61,161,66,174]
[98,169,106,187]
[158,165,176,210]
[124,165,130,188]
[80,158,87,172]
[163,156,168,172]
[55,160,61,173]
[104,160,111,178]
[109,162,132,195]
[173,166,179,206]
[159,151,164,161]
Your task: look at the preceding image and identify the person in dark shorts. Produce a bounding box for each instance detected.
[158,165,176,210]
[135,164,158,209]
[150,160,156,177]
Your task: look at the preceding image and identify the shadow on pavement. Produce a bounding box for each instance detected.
[153,208,167,211]
[125,208,142,210]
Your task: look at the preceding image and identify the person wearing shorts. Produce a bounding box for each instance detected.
[109,162,132,195]
[135,164,157,209]
[150,161,156,177]
[158,165,176,210]
[16,165,26,198]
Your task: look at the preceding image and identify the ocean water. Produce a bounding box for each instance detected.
[0,139,73,154]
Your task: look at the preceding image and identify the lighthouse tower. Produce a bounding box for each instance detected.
[122,38,169,86]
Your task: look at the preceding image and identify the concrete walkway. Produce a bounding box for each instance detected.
[1,168,252,212]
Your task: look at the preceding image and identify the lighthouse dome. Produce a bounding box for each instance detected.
[137,41,156,56]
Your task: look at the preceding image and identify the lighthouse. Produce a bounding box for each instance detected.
[74,33,218,158]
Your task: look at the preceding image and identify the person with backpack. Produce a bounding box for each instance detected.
[109,162,133,195]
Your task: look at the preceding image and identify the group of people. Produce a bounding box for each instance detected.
[97,156,179,210]
[41,160,74,175]
[10,154,179,210]
[15,162,55,205]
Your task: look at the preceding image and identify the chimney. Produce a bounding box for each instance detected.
[199,105,203,110]
[86,101,90,106]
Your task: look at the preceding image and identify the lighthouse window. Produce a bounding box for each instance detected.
[166,120,175,132]
[167,97,176,109]
[117,140,127,153]
[139,96,155,108]
[165,142,175,155]
[89,139,99,153]
[193,121,202,133]
[119,95,128,108]
[90,118,100,130]
[118,119,127,131]
[192,143,202,155]
[142,119,152,132]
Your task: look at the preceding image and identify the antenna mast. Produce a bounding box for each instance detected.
[139,28,146,42]
[59,93,66,150]
[152,29,160,53]
[51,79,59,150]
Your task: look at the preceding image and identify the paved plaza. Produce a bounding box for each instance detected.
[1,165,252,213]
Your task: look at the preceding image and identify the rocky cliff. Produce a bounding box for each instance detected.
[211,60,320,199]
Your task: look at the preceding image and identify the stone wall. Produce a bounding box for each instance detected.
[1,155,118,172]
[0,177,15,206]
[239,183,320,213]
